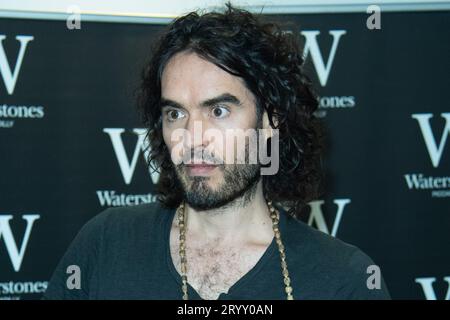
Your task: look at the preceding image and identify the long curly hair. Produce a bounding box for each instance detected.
[136,2,324,219]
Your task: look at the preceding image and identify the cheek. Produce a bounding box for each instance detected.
[219,116,258,163]
[217,132,250,164]
[163,125,189,166]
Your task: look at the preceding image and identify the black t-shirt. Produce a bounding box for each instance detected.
[43,202,391,300]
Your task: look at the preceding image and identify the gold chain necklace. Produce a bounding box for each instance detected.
[176,200,294,300]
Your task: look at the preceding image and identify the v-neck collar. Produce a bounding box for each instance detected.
[164,204,288,300]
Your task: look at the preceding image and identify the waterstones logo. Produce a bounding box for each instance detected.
[0,281,48,298]
[319,96,355,109]
[95,128,160,207]
[404,174,450,198]
[404,113,450,198]
[315,95,356,118]
[96,190,157,207]
[0,104,45,128]
[295,29,358,118]
[0,34,45,129]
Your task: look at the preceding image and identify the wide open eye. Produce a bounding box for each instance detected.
[211,105,230,119]
[165,109,186,122]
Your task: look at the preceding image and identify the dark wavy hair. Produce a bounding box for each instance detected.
[136,2,324,219]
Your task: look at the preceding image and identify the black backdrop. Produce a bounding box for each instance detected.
[0,10,449,300]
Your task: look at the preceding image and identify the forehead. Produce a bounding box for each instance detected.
[161,51,253,105]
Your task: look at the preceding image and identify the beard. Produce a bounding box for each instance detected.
[176,163,261,211]
[173,115,266,211]
[174,145,261,211]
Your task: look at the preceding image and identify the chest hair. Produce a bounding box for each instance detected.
[170,226,269,300]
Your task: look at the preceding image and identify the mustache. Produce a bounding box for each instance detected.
[178,148,224,166]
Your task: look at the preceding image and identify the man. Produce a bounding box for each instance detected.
[44,3,390,300]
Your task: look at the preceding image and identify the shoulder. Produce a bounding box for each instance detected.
[282,213,359,264]
[69,201,175,252]
[281,213,391,299]
[43,202,174,300]
[83,201,174,233]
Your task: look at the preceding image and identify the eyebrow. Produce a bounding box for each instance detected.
[160,93,243,110]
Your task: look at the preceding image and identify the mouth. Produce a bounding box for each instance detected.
[185,163,219,176]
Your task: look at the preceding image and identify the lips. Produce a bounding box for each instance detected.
[185,163,218,175]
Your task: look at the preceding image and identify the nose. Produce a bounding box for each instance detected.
[184,110,209,151]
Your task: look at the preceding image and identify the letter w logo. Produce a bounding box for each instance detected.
[103,128,159,185]
[0,214,40,272]
[0,35,34,95]
[415,277,450,300]
[301,30,346,87]
[307,199,351,237]
[412,113,450,168]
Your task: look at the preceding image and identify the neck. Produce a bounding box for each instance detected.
[184,180,274,245]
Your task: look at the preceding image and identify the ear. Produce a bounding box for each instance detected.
[262,111,278,139]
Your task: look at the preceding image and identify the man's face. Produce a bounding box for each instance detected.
[161,51,265,210]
